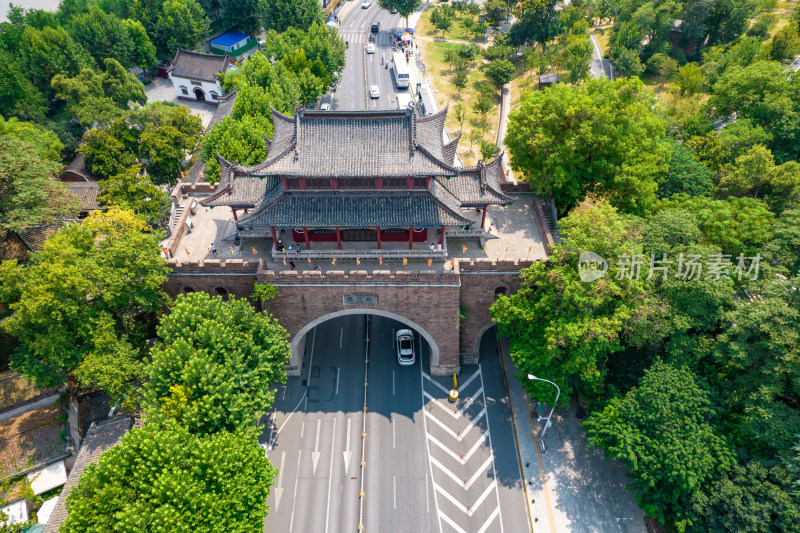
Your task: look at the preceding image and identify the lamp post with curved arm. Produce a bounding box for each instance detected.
[528,374,560,452]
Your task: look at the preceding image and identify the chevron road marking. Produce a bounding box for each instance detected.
[456,370,481,393]
[439,511,469,533]
[477,508,501,533]
[427,430,489,465]
[424,392,464,419]
[462,431,489,463]
[460,387,483,412]
[468,480,498,517]
[422,372,450,394]
[433,481,467,512]
[478,367,506,533]
[424,407,486,442]
[427,432,466,463]
[465,456,494,488]
[430,455,468,486]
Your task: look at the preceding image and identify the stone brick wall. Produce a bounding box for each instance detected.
[258,269,461,376]
[457,259,533,364]
[163,257,541,376]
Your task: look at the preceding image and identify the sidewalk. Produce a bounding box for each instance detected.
[499,338,647,532]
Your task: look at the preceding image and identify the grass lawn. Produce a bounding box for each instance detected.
[417,39,502,166]
[416,8,484,43]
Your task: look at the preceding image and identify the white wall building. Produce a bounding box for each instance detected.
[168,49,233,105]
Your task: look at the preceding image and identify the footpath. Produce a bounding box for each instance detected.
[498,338,647,532]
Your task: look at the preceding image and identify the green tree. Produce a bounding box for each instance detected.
[691,462,800,533]
[1,208,169,389]
[377,0,422,27]
[51,58,147,126]
[762,208,800,277]
[658,140,715,198]
[707,61,789,127]
[0,137,76,234]
[491,201,650,404]
[610,46,645,77]
[99,165,171,227]
[200,114,272,183]
[712,277,800,456]
[0,51,47,120]
[68,6,136,67]
[0,116,64,162]
[483,0,506,26]
[484,58,515,90]
[454,102,466,132]
[718,144,800,212]
[61,423,276,533]
[505,77,670,215]
[558,31,593,83]
[19,25,95,96]
[130,0,210,59]
[435,12,453,39]
[262,0,325,33]
[453,70,468,95]
[675,62,706,96]
[646,52,677,94]
[584,360,735,531]
[769,24,800,62]
[508,0,561,49]
[122,18,157,70]
[655,194,774,257]
[263,23,346,87]
[143,292,290,434]
[80,127,138,178]
[220,0,265,34]
[479,139,500,160]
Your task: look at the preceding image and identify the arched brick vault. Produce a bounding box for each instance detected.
[287,309,440,377]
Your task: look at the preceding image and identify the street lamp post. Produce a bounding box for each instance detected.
[527,374,560,452]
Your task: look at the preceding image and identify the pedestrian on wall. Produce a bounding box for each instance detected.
[297,245,302,254]
[210,243,217,256]
[289,259,296,269]
[430,242,435,252]
[313,263,321,270]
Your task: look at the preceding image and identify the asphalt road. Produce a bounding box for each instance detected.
[324,1,409,110]
[262,314,529,532]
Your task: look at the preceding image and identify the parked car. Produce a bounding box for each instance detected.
[361,0,370,8]
[390,6,397,13]
[371,21,380,32]
[395,329,416,366]
[320,103,331,110]
[369,85,380,98]
[366,42,376,53]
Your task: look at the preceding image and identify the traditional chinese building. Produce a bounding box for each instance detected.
[201,107,511,256]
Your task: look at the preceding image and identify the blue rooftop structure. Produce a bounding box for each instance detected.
[209,32,252,54]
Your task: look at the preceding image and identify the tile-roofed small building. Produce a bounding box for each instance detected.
[43,417,132,533]
[202,107,511,252]
[59,154,99,183]
[63,181,100,213]
[169,49,233,105]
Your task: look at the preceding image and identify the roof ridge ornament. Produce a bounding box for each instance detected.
[410,109,416,154]
[477,158,486,193]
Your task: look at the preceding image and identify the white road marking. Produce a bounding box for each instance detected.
[466,456,494,488]
[463,431,489,463]
[393,475,396,509]
[439,511,468,533]
[421,355,444,533]
[460,388,482,412]
[478,366,505,533]
[429,455,467,487]
[339,327,343,349]
[335,367,340,395]
[301,421,305,439]
[476,508,501,533]
[269,391,308,450]
[274,451,285,510]
[424,392,464,419]
[343,417,352,476]
[427,432,466,464]
[304,327,317,411]
[312,419,321,475]
[392,370,395,395]
[425,471,430,514]
[423,407,486,442]
[289,450,301,532]
[392,416,396,448]
[433,481,466,511]
[468,480,497,516]
[325,417,336,533]
[456,370,480,393]
[422,372,451,394]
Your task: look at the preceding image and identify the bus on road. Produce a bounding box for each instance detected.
[392,51,410,88]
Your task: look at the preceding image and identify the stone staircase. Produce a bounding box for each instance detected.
[536,196,559,243]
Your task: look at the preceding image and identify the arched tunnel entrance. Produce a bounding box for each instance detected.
[289,309,439,377]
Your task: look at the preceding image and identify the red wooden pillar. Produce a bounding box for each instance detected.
[440,225,445,248]
[231,207,239,223]
[336,227,342,250]
[408,227,413,249]
[480,205,487,229]
[303,227,311,250]
[376,227,382,250]
[270,226,278,249]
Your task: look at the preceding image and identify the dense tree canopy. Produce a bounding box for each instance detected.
[584,360,735,531]
[262,0,325,34]
[142,292,290,435]
[19,25,95,96]
[62,423,275,533]
[1,208,169,389]
[505,77,670,215]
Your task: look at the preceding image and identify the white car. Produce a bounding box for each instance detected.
[369,85,380,98]
[396,329,415,366]
[361,0,370,8]
[366,42,376,54]
[320,102,331,110]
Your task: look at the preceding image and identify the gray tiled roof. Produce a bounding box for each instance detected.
[454,155,512,205]
[442,134,460,167]
[64,182,100,211]
[59,153,99,182]
[44,417,132,533]
[18,225,60,251]
[203,172,277,207]
[238,190,471,228]
[171,49,230,83]
[245,108,459,178]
